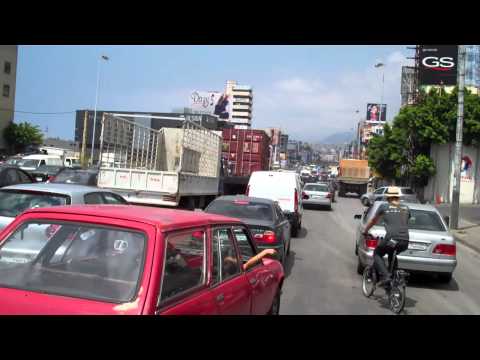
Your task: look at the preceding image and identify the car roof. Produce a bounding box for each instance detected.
[24,205,243,231]
[22,155,61,159]
[1,183,110,195]
[213,195,275,205]
[371,201,440,212]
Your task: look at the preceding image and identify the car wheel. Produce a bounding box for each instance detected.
[361,198,369,206]
[357,257,365,275]
[287,239,291,255]
[291,223,299,237]
[328,204,332,211]
[437,273,453,283]
[268,289,281,315]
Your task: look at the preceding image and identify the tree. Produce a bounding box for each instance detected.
[3,122,44,154]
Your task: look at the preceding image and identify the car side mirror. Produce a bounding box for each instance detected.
[354,214,362,220]
[444,216,450,226]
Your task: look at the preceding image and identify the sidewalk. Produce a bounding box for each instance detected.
[435,204,480,253]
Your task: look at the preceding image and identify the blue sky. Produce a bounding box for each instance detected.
[14,45,413,142]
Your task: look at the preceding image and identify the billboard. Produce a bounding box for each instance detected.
[366,103,386,122]
[419,45,458,86]
[190,91,232,120]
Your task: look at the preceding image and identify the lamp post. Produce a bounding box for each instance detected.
[90,54,109,165]
[374,62,385,122]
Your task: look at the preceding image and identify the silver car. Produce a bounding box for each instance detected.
[0,183,127,230]
[302,183,332,210]
[360,186,418,207]
[354,201,457,283]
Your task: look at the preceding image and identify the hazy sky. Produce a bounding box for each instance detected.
[14,45,413,142]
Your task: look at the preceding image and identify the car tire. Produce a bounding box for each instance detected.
[328,204,332,211]
[291,224,298,238]
[437,273,453,283]
[357,257,365,275]
[361,198,370,207]
[268,289,281,315]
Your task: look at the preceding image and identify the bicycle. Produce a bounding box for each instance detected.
[361,238,409,314]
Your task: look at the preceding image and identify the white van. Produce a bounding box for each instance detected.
[247,171,303,237]
[18,155,64,171]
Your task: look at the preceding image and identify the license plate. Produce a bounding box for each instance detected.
[36,177,43,182]
[313,195,324,199]
[408,243,427,251]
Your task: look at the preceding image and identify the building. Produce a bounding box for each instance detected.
[465,45,480,90]
[225,80,253,129]
[0,45,18,152]
[356,120,384,160]
[75,110,224,161]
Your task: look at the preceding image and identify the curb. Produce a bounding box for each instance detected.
[452,231,480,254]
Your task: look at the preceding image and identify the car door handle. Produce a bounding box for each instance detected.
[249,277,258,285]
[216,294,224,302]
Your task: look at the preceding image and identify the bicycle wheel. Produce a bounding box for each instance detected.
[362,266,376,298]
[389,285,406,314]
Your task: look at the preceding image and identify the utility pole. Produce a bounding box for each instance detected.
[81,110,88,167]
[450,45,466,230]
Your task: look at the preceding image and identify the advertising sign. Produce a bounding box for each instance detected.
[190,91,232,120]
[366,103,386,122]
[419,45,458,86]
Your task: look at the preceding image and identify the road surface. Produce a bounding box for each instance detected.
[280,195,480,314]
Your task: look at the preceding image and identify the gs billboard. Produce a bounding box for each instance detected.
[419,45,458,86]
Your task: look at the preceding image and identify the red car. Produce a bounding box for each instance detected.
[0,205,284,315]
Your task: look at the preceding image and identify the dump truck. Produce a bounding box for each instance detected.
[337,159,370,197]
[96,113,222,210]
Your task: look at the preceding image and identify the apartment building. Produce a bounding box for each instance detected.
[225,80,253,129]
[0,45,18,152]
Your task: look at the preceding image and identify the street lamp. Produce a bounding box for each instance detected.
[374,62,385,122]
[90,54,110,165]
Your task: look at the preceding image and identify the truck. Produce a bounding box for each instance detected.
[96,113,222,210]
[337,159,370,197]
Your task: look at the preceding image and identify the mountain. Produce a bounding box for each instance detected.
[320,131,355,145]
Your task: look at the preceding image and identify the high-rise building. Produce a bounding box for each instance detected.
[0,45,18,152]
[225,80,253,129]
[465,45,480,90]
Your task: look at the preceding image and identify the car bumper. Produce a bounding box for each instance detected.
[358,248,457,274]
[303,198,331,206]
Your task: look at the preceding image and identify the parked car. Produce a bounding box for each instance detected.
[0,183,127,230]
[0,166,35,188]
[28,165,66,182]
[50,168,98,186]
[354,201,457,283]
[247,171,303,237]
[205,195,291,264]
[302,183,333,210]
[0,205,284,315]
[360,186,418,206]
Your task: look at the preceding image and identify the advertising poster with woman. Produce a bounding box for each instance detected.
[366,103,386,122]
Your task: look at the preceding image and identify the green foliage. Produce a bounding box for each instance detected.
[3,122,44,153]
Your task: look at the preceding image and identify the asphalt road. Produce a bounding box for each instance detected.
[280,195,480,315]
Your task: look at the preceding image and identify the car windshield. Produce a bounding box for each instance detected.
[376,209,446,232]
[53,170,95,185]
[304,184,329,192]
[17,160,39,168]
[0,221,146,303]
[6,158,20,165]
[0,191,69,218]
[206,200,273,221]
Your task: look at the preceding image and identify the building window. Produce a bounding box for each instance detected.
[4,62,11,74]
[2,84,10,98]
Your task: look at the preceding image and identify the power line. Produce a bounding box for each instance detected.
[0,108,75,115]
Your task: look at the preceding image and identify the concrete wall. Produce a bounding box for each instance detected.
[425,143,480,204]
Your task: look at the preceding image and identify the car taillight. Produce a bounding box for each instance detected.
[326,192,332,199]
[365,234,378,249]
[294,189,298,211]
[254,230,277,244]
[302,191,309,200]
[433,244,456,256]
[246,185,250,196]
[47,176,55,182]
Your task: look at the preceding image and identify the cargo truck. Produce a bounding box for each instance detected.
[337,159,370,197]
[96,113,222,210]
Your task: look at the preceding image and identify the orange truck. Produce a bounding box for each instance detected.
[337,159,370,197]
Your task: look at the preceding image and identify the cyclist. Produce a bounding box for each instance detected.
[363,186,410,288]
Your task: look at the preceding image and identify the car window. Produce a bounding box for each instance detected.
[206,200,273,221]
[232,227,257,266]
[274,204,284,222]
[0,191,69,217]
[0,221,146,303]
[5,169,19,186]
[40,160,46,166]
[304,184,329,192]
[376,209,446,232]
[102,193,127,205]
[84,192,106,204]
[215,228,241,281]
[17,170,32,184]
[160,229,206,302]
[374,188,385,195]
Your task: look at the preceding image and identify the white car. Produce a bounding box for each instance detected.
[302,183,332,210]
[247,171,303,237]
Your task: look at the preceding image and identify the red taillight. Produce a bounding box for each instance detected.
[326,192,332,199]
[47,176,55,182]
[294,189,299,211]
[302,191,309,200]
[254,230,277,244]
[246,185,250,196]
[433,244,456,256]
[365,234,378,249]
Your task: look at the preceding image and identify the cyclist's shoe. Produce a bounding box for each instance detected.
[377,276,392,288]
